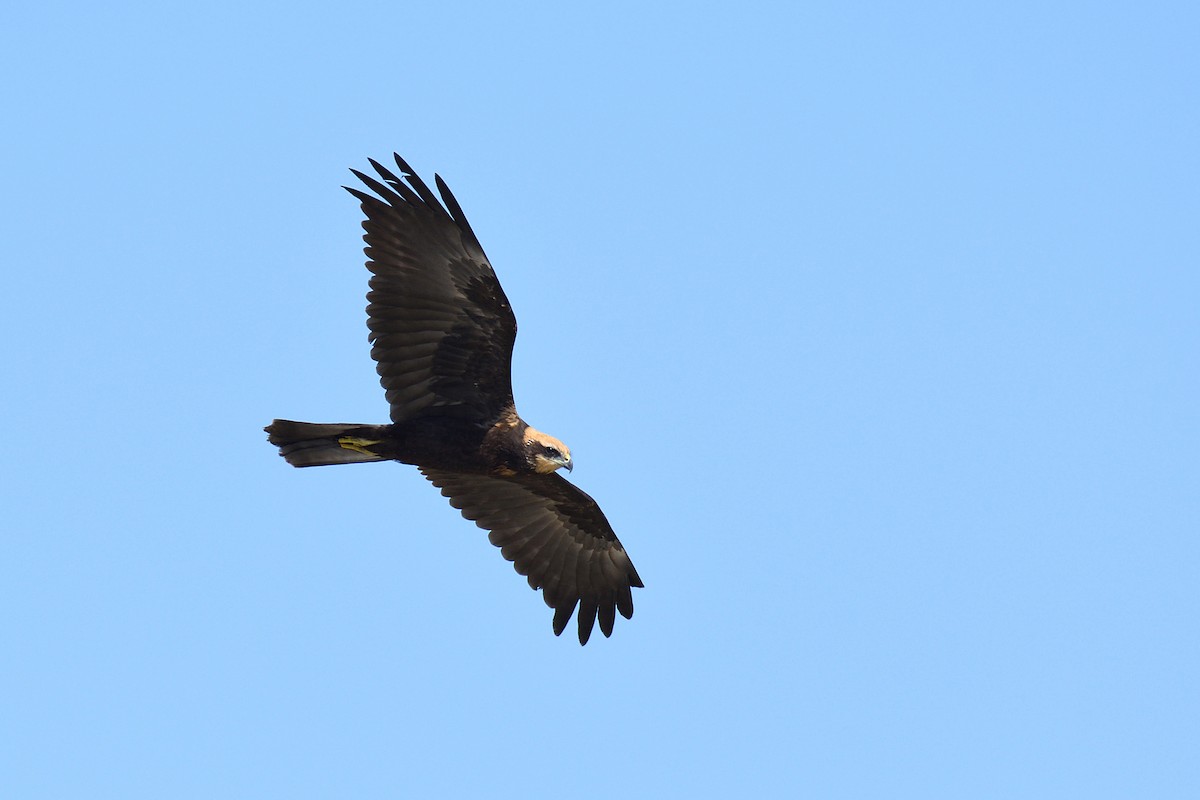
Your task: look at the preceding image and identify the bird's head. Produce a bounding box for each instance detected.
[524,427,573,474]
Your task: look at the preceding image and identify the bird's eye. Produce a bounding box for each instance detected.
[545,447,560,458]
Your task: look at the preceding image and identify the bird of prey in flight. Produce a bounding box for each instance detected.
[266,155,643,644]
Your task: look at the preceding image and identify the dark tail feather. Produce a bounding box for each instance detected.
[265,419,389,467]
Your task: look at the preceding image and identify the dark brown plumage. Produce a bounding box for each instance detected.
[266,154,642,644]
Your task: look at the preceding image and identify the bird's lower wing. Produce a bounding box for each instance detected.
[420,469,643,644]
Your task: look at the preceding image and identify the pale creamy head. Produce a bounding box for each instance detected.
[524,426,573,474]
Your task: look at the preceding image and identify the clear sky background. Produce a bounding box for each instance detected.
[3,2,1197,797]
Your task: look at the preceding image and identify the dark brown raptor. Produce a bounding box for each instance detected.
[266,155,643,644]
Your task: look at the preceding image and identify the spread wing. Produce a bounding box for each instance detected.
[421,469,644,644]
[345,154,517,425]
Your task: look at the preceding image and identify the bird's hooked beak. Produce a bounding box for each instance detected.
[546,452,573,472]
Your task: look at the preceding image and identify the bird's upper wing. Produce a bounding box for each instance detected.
[421,469,644,644]
[345,155,517,424]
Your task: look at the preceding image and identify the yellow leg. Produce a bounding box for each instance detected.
[337,436,382,457]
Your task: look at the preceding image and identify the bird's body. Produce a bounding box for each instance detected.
[268,411,558,475]
[266,155,642,644]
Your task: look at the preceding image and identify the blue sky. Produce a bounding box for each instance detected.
[3,2,1197,797]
